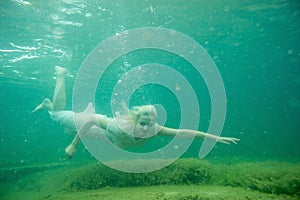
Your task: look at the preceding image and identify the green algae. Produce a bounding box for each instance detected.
[212,161,300,195]
[64,158,300,196]
[66,159,212,190]
[1,158,300,200]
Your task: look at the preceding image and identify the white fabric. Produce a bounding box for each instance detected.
[49,110,159,148]
[49,111,76,131]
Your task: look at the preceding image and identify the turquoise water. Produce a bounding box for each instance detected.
[0,0,300,168]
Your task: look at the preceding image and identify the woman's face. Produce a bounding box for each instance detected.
[137,114,152,127]
[132,105,157,127]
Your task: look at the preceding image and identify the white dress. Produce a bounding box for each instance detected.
[105,116,159,148]
[49,104,159,148]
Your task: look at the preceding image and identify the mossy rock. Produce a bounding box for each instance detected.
[212,161,300,195]
[65,159,300,196]
[65,158,213,191]
[1,158,300,199]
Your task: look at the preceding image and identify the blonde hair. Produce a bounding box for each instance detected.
[129,105,157,123]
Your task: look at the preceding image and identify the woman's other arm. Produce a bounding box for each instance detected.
[65,114,109,157]
[158,126,239,144]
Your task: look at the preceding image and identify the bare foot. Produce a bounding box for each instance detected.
[32,98,53,113]
[55,66,68,77]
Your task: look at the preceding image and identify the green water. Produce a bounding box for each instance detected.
[0,0,299,167]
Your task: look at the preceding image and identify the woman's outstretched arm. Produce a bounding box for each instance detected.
[157,126,239,144]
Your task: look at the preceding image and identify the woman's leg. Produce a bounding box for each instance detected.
[52,66,67,111]
[32,66,67,113]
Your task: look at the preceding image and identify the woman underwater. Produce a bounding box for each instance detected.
[32,66,240,157]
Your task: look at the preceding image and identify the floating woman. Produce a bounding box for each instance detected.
[32,66,239,157]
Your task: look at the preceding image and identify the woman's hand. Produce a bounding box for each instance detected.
[217,136,240,145]
[65,144,77,158]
